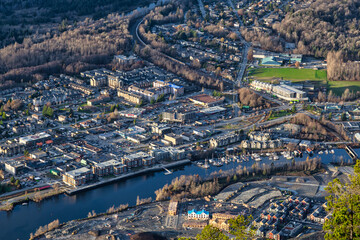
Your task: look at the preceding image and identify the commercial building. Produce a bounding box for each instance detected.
[163,133,184,146]
[5,161,25,175]
[0,143,25,156]
[19,132,52,147]
[168,201,178,216]
[117,89,143,105]
[189,94,225,107]
[63,167,93,187]
[92,159,127,177]
[151,124,172,135]
[162,110,196,123]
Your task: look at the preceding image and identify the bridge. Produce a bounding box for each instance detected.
[345,145,358,160]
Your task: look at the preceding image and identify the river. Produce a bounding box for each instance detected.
[0,148,358,240]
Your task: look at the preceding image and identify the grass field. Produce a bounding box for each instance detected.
[248,67,360,95]
[248,68,327,81]
[328,81,360,95]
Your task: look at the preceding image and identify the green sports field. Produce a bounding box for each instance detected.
[248,68,327,81]
[248,67,360,95]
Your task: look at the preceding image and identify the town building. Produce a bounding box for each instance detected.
[188,209,210,220]
[189,94,225,107]
[117,89,143,105]
[63,167,93,187]
[209,213,238,231]
[121,151,154,167]
[114,55,137,65]
[210,132,243,148]
[92,159,127,177]
[162,110,196,123]
[163,133,184,146]
[168,201,178,216]
[90,75,107,87]
[87,95,111,106]
[5,161,25,175]
[19,132,52,147]
[69,83,94,95]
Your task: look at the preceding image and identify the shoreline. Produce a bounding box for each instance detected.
[66,159,191,195]
[0,159,191,212]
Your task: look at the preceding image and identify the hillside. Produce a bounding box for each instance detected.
[273,0,360,60]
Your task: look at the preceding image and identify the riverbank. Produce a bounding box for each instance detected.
[66,159,191,195]
[0,159,191,212]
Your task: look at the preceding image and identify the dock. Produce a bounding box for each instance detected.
[345,145,358,160]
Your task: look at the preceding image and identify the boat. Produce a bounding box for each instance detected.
[293,150,299,157]
[199,159,210,169]
[252,153,261,161]
[213,161,223,167]
[283,152,293,160]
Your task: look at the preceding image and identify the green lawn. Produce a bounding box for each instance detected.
[327,81,360,95]
[248,68,327,82]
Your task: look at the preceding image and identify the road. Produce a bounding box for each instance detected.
[197,0,206,18]
[226,0,250,87]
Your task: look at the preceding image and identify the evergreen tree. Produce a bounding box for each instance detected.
[196,225,229,240]
[323,160,360,239]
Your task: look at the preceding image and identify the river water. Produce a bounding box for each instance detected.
[0,148,358,240]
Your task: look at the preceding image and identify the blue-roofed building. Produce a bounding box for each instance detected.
[153,80,184,96]
[261,57,282,66]
[188,209,210,220]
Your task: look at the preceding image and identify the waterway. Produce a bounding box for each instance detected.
[0,148,358,240]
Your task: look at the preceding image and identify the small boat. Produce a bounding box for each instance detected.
[325,150,329,154]
[272,154,279,161]
[213,161,223,167]
[199,159,210,169]
[330,149,335,154]
[22,202,28,206]
[318,151,323,155]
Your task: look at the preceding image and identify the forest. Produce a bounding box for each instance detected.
[0,0,153,46]
[273,0,360,60]
[0,13,132,86]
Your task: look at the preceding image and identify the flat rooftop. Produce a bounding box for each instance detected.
[189,94,222,104]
